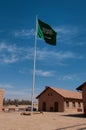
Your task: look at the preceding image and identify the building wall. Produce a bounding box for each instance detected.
[38,87,64,112]
[82,86,86,116]
[0,90,4,111]
[64,99,83,112]
[38,88,83,112]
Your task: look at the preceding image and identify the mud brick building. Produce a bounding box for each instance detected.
[37,86,83,112]
[76,82,86,116]
[0,90,4,111]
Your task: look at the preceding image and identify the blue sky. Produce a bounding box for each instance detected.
[0,0,86,100]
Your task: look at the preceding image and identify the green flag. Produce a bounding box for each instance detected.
[37,19,57,46]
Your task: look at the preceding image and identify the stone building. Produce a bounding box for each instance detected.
[0,89,4,111]
[76,82,86,116]
[36,86,83,112]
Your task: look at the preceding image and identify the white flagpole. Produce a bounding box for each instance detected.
[31,16,38,113]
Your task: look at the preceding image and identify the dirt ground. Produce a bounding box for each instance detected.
[0,111,86,130]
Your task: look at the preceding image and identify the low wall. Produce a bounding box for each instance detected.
[0,90,4,111]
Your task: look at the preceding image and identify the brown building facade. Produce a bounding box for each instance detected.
[36,86,83,112]
[76,82,86,116]
[0,89,4,111]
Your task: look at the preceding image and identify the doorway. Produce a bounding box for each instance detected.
[42,102,46,111]
[54,102,58,112]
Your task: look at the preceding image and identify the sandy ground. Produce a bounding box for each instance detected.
[0,111,86,130]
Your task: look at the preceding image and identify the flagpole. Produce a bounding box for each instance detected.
[31,16,38,114]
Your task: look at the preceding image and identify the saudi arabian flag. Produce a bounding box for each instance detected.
[37,19,57,46]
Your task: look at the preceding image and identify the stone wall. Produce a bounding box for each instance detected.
[64,99,83,112]
[38,87,83,112]
[0,90,4,111]
[82,86,86,116]
[38,87,64,112]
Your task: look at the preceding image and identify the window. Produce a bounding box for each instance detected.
[48,93,52,96]
[66,101,69,107]
[72,101,76,107]
[78,102,81,107]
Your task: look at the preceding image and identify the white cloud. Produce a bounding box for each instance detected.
[0,42,15,52]
[0,42,83,65]
[0,83,14,89]
[0,42,33,64]
[19,68,29,74]
[36,69,55,77]
[4,88,36,100]
[37,48,83,61]
[0,82,39,100]
[14,29,34,38]
[55,25,78,35]
[0,82,33,100]
[55,25,86,46]
[1,54,18,63]
[59,74,79,81]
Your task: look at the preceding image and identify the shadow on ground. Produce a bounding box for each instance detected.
[54,123,86,130]
[54,113,86,130]
[62,113,86,118]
